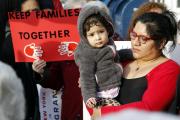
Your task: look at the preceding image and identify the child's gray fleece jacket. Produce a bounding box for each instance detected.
[74,1,123,103]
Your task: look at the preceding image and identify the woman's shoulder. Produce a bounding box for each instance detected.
[154,59,179,69]
[168,59,180,67]
[148,59,180,75]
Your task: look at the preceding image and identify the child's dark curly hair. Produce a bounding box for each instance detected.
[83,14,112,37]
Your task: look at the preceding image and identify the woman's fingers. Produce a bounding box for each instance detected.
[32,59,46,73]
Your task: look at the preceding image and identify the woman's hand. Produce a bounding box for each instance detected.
[78,78,81,88]
[32,59,46,74]
[86,97,97,108]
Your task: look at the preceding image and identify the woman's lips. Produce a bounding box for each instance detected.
[132,48,141,53]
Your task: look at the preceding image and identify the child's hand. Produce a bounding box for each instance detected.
[86,97,97,108]
[32,59,46,74]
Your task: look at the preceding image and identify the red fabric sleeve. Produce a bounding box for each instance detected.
[101,60,180,115]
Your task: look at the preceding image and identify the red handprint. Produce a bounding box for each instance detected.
[24,43,43,60]
[58,42,78,57]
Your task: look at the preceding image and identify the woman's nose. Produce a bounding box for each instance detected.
[133,37,141,46]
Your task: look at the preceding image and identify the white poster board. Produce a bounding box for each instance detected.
[37,85,62,120]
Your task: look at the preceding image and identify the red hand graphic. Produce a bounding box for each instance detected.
[24,43,43,60]
[68,42,77,51]
[25,45,34,56]
[58,42,78,57]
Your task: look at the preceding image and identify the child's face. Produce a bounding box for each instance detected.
[86,23,109,48]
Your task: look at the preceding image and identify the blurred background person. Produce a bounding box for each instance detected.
[128,2,167,40]
[99,109,180,120]
[1,0,42,119]
[168,20,180,65]
[0,61,25,120]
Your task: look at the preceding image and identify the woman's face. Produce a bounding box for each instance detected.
[21,0,39,12]
[130,21,160,60]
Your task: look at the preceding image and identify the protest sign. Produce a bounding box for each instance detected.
[8,9,80,62]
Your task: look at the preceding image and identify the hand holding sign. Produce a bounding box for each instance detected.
[32,59,46,74]
[58,42,78,57]
[24,43,43,60]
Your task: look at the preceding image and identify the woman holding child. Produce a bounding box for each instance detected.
[100,8,180,116]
